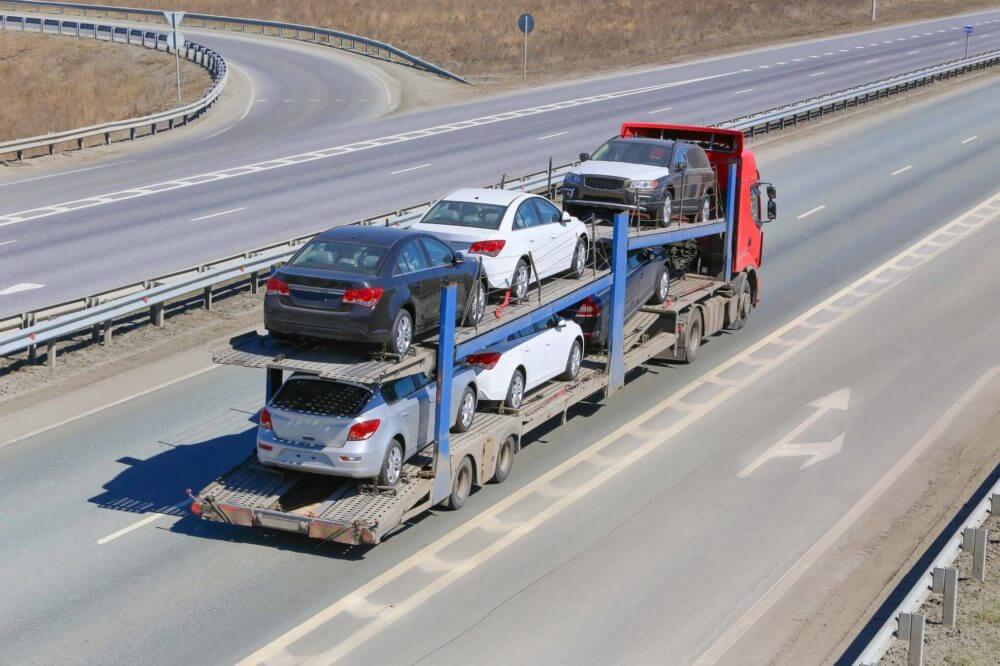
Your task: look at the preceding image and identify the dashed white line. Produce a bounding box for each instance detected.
[808,71,826,77]
[797,205,827,219]
[891,165,914,176]
[733,88,755,95]
[0,282,45,296]
[906,50,919,55]
[283,99,295,103]
[190,207,246,222]
[776,61,787,65]
[0,239,17,247]
[536,131,569,140]
[96,499,191,545]
[946,41,958,46]
[647,106,673,115]
[389,163,431,175]
[865,58,880,64]
[256,99,268,102]
[961,136,978,144]
[757,65,770,69]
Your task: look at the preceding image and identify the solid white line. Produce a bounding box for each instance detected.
[0,160,137,189]
[96,499,192,544]
[891,165,914,176]
[647,106,673,115]
[733,88,755,95]
[0,240,16,247]
[200,63,256,142]
[808,71,826,77]
[536,131,569,140]
[797,205,827,219]
[190,207,245,222]
[389,163,431,175]
[961,135,978,144]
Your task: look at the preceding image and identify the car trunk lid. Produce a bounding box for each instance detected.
[280,267,363,311]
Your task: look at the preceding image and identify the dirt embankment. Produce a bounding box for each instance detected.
[0,31,212,141]
[119,0,998,85]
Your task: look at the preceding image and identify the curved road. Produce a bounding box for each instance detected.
[0,9,999,316]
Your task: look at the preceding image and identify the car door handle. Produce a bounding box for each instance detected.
[400,410,410,417]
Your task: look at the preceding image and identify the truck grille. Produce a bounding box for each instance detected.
[584,176,625,191]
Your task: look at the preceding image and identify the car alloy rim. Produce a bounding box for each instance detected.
[510,373,524,408]
[570,344,581,377]
[574,242,585,274]
[664,196,672,222]
[387,446,402,485]
[659,272,669,299]
[461,391,475,427]
[474,284,485,321]
[703,198,711,221]
[515,265,528,298]
[396,315,411,352]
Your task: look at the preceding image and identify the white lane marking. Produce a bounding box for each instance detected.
[283,99,294,103]
[201,63,256,141]
[906,50,919,54]
[733,88,755,95]
[239,192,1000,666]
[891,165,914,176]
[776,61,787,65]
[869,43,879,46]
[793,57,804,62]
[308,99,321,103]
[758,65,769,69]
[962,135,979,144]
[0,282,44,296]
[808,71,826,77]
[810,54,820,58]
[0,160,137,189]
[256,99,268,103]
[855,46,865,49]
[0,70,740,229]
[96,499,191,544]
[647,106,673,115]
[797,205,826,219]
[536,131,569,140]
[0,240,17,247]
[700,371,998,662]
[190,207,246,222]
[389,163,431,175]
[946,41,958,46]
[824,51,835,55]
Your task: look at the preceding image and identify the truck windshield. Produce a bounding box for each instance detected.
[421,200,507,230]
[289,240,386,275]
[591,139,673,167]
[271,378,373,417]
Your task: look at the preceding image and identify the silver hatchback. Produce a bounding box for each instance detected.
[256,368,478,486]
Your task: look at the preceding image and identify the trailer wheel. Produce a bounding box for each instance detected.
[492,436,516,484]
[681,312,703,364]
[727,276,752,331]
[444,456,474,510]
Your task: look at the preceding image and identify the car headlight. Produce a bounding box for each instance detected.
[564,172,582,185]
[628,179,660,190]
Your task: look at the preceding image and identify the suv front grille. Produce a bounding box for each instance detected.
[584,176,625,191]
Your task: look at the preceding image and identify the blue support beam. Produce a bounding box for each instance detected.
[431,284,457,504]
[625,220,726,251]
[606,212,629,396]
[722,161,738,283]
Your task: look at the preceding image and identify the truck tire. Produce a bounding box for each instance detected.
[727,276,752,331]
[378,439,404,487]
[443,456,474,510]
[680,312,703,364]
[649,267,670,304]
[492,436,516,484]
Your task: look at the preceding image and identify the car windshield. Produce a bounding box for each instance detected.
[421,200,507,230]
[271,379,373,417]
[289,240,386,275]
[591,139,672,167]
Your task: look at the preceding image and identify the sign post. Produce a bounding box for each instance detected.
[964,24,974,58]
[518,13,535,81]
[164,11,186,104]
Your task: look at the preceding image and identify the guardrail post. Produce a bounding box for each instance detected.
[46,342,56,367]
[898,612,924,666]
[91,323,101,344]
[992,492,1000,515]
[102,320,112,345]
[933,566,958,626]
[965,527,988,582]
[203,286,213,311]
[150,303,165,327]
[104,132,110,145]
[250,271,260,295]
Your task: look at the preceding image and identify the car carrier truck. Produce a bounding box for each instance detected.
[189,124,777,546]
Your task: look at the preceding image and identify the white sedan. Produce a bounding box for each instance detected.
[464,315,584,409]
[410,188,589,301]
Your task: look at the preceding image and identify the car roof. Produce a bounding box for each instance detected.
[439,187,525,207]
[315,224,417,247]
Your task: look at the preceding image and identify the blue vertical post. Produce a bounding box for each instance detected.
[606,211,629,396]
[431,283,457,503]
[723,161,738,283]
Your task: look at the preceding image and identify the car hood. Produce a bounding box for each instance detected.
[575,160,670,181]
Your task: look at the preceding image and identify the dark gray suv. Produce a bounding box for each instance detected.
[562,138,718,225]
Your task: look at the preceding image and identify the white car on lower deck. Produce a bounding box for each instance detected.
[464,315,585,410]
[409,188,590,300]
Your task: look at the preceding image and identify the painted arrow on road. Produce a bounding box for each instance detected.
[738,388,850,477]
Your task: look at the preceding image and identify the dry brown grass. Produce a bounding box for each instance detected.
[0,31,212,141]
[121,0,998,83]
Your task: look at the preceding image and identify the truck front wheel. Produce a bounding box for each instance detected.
[727,276,752,331]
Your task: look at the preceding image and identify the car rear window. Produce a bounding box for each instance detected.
[271,379,373,417]
[591,139,672,167]
[289,240,386,275]
[421,200,507,230]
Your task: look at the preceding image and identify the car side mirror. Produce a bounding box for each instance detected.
[552,212,563,223]
[579,152,590,162]
[767,200,777,221]
[675,161,688,172]
[453,251,465,264]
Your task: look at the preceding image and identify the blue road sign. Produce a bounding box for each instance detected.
[965,25,974,35]
[518,13,535,34]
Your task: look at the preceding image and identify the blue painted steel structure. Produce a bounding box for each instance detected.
[431,283,458,503]
[606,212,630,395]
[722,162,738,283]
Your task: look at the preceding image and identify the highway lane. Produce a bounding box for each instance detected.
[0,69,997,665]
[2,9,1000,316]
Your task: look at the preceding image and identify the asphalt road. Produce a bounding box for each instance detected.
[1,9,999,316]
[0,65,997,664]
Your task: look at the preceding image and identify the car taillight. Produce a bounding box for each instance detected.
[342,287,384,307]
[348,419,381,441]
[266,276,289,296]
[466,352,502,369]
[190,501,202,517]
[468,240,506,257]
[577,296,602,318]
[259,407,273,431]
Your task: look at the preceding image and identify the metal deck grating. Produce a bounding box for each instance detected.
[201,457,290,508]
[316,458,431,524]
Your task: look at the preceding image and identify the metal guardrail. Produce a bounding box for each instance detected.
[3,47,999,364]
[853,471,999,665]
[2,0,468,83]
[0,11,227,160]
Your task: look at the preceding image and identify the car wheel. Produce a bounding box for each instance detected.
[389,309,413,356]
[491,436,516,484]
[649,267,670,305]
[658,192,673,227]
[378,440,404,487]
[701,195,713,222]
[681,312,702,364]
[505,368,525,410]
[727,275,752,330]
[512,259,530,301]
[560,340,583,380]
[452,386,476,433]
[465,281,486,325]
[443,456,474,510]
[570,238,587,279]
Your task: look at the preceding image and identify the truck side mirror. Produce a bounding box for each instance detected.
[767,200,777,221]
[767,185,777,200]
[579,152,590,162]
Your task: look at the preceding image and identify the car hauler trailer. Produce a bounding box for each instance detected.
[190,124,776,546]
